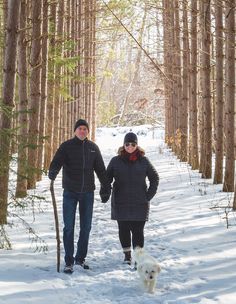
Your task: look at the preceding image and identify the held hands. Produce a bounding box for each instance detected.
[100,193,110,203]
[100,186,111,203]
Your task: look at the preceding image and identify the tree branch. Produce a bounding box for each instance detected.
[101,0,169,80]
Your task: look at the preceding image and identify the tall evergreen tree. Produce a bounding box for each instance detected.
[0,0,21,224]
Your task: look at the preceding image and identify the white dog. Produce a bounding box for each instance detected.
[134,247,161,294]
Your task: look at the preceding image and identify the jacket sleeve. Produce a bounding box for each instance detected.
[48,143,66,180]
[146,158,159,201]
[99,158,114,202]
[94,147,111,199]
[106,158,114,184]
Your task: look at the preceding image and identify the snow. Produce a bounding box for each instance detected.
[1,125,236,304]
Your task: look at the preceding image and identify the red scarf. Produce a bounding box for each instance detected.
[123,149,140,162]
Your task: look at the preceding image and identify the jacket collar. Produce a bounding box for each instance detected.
[73,136,88,144]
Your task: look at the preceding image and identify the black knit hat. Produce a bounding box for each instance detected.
[123,132,138,144]
[74,119,89,132]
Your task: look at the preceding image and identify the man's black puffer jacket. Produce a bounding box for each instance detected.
[48,136,109,195]
[107,150,159,221]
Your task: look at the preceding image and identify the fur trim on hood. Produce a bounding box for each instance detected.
[117,146,145,156]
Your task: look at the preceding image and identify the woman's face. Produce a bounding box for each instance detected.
[124,142,137,154]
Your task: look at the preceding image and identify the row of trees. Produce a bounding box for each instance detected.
[162,0,235,208]
[0,0,235,228]
[96,0,165,126]
[0,0,167,227]
[0,0,96,225]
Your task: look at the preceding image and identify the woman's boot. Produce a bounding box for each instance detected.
[123,250,132,265]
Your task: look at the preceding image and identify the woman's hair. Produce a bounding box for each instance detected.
[117,145,145,156]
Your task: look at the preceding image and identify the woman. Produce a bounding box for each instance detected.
[107,132,159,265]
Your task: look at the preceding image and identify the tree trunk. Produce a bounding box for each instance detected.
[180,0,189,162]
[200,0,212,179]
[77,0,83,119]
[2,0,8,62]
[84,0,90,122]
[174,0,181,157]
[223,0,235,192]
[132,4,147,85]
[189,0,199,169]
[199,34,204,174]
[91,0,96,141]
[44,2,57,170]
[71,0,76,131]
[0,0,20,224]
[213,0,224,184]
[52,0,64,153]
[0,1,8,96]
[65,0,72,139]
[37,0,49,181]
[162,0,171,146]
[15,0,28,197]
[27,0,42,189]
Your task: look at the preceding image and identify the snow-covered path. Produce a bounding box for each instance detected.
[1,126,236,304]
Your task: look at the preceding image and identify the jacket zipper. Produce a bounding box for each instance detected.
[81,141,85,192]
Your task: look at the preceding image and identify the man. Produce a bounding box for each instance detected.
[48,119,110,274]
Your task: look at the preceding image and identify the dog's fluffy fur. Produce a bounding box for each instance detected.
[134,247,161,293]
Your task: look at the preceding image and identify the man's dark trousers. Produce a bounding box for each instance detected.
[63,190,94,266]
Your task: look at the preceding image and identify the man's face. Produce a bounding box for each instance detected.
[75,125,89,140]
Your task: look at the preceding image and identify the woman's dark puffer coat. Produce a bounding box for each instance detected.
[107,147,159,221]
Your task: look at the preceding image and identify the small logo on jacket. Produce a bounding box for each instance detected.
[90,150,96,152]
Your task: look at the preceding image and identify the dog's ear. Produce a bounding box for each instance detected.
[155,264,161,273]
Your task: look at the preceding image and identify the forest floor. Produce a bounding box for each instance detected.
[1,125,236,304]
